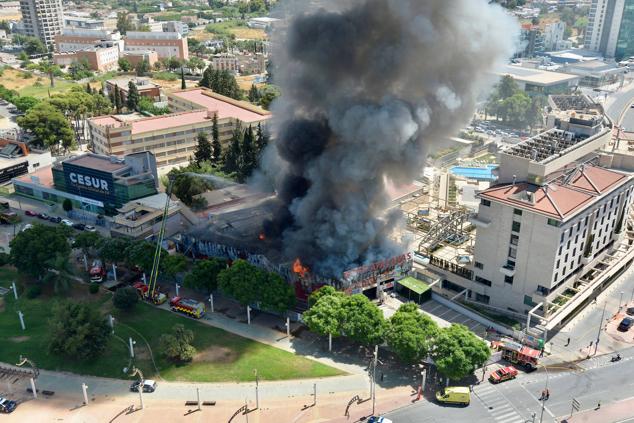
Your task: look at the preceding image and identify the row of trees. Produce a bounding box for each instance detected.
[484,75,545,130]
[304,287,490,380]
[199,67,242,100]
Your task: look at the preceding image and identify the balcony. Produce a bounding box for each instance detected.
[499,264,516,277]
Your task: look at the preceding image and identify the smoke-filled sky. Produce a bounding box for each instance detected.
[255,0,518,277]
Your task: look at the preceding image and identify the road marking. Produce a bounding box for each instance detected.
[518,383,555,419]
[472,384,526,423]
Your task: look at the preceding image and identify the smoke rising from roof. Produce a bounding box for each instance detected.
[255,0,518,277]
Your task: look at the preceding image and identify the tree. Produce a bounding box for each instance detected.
[113,86,122,113]
[194,132,213,164]
[255,122,269,154]
[183,257,226,293]
[218,259,263,306]
[431,324,491,381]
[162,253,187,283]
[116,11,132,35]
[248,84,260,103]
[17,103,75,153]
[169,171,211,206]
[308,285,339,308]
[340,294,386,346]
[385,303,439,364]
[223,122,242,174]
[48,302,111,360]
[113,286,140,311]
[303,293,345,348]
[211,113,221,163]
[181,67,186,90]
[22,36,47,55]
[73,231,103,257]
[99,237,132,264]
[118,57,132,72]
[258,272,296,313]
[159,324,196,362]
[63,198,73,212]
[127,80,140,111]
[258,85,280,110]
[43,252,74,293]
[135,59,150,77]
[125,241,163,273]
[239,125,257,180]
[199,67,242,100]
[13,95,39,113]
[9,224,70,278]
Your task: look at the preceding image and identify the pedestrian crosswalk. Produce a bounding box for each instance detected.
[472,384,525,423]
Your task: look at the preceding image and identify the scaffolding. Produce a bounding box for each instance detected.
[417,208,474,254]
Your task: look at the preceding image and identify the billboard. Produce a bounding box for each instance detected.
[342,252,413,294]
[63,164,115,204]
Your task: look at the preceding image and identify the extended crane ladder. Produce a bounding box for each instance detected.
[147,178,174,299]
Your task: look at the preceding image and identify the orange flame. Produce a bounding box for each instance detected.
[293,258,309,278]
[259,233,266,241]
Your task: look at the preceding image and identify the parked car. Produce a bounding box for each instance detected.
[368,417,393,423]
[130,380,157,393]
[61,219,74,227]
[0,396,17,413]
[84,225,97,232]
[21,224,33,232]
[24,210,37,216]
[37,213,49,220]
[626,307,634,316]
[48,216,61,223]
[72,223,85,231]
[618,317,633,332]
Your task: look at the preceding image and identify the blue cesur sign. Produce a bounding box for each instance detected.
[63,164,115,204]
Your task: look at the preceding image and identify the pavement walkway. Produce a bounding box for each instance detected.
[559,395,634,423]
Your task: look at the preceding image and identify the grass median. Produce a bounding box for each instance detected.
[0,269,344,382]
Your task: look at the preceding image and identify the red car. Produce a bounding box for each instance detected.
[24,210,37,216]
[488,366,518,384]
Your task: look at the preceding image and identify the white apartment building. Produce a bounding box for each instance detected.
[55,28,123,53]
[543,21,566,51]
[19,0,64,46]
[584,0,634,60]
[124,31,188,60]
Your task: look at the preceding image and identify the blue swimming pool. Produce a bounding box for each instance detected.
[449,164,498,181]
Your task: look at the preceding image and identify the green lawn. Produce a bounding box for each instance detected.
[20,79,79,98]
[0,270,343,382]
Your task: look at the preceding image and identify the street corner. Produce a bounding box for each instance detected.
[604,308,634,345]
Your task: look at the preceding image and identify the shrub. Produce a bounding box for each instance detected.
[113,286,139,311]
[89,283,99,294]
[26,284,42,299]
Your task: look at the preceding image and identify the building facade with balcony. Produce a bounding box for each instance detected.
[19,0,64,46]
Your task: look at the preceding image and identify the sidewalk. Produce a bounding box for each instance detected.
[559,395,634,423]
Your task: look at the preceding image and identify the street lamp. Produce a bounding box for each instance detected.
[539,366,549,423]
[124,366,144,410]
[253,369,259,409]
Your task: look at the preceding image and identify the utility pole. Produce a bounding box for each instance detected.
[619,291,624,310]
[17,310,25,330]
[175,283,180,297]
[313,383,317,407]
[253,369,259,409]
[285,317,290,337]
[108,315,115,334]
[11,281,17,300]
[372,345,378,416]
[595,301,607,355]
[129,337,135,358]
[124,367,144,410]
[196,387,201,411]
[82,383,89,405]
[112,263,117,281]
[209,293,214,313]
[247,305,251,325]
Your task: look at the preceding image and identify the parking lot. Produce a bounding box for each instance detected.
[419,299,489,338]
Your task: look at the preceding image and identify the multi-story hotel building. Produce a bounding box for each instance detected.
[19,0,64,46]
[88,88,270,169]
[124,31,188,60]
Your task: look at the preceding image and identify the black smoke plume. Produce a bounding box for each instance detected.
[255,0,517,277]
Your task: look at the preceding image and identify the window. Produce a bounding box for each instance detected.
[475,276,492,287]
[506,259,515,270]
[575,235,579,243]
[508,247,517,259]
[504,275,514,284]
[585,216,589,225]
[561,233,565,243]
[475,262,484,269]
[537,285,549,295]
[567,240,571,249]
[577,222,581,231]
[475,293,490,304]
[510,234,519,246]
[512,221,521,232]
[556,259,560,269]
[480,199,491,207]
[548,218,560,227]
[524,295,535,306]
[514,208,523,216]
[558,246,562,255]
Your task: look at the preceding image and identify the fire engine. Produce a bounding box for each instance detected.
[488,365,518,384]
[133,281,167,305]
[491,339,540,371]
[169,297,205,318]
[89,259,106,283]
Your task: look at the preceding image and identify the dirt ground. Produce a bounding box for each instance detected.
[0,68,40,91]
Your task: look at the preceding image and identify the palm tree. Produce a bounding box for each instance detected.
[44,253,74,293]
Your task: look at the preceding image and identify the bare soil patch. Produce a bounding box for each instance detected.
[194,346,238,363]
[9,336,30,342]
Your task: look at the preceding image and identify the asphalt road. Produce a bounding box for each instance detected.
[606,82,634,126]
[621,106,634,132]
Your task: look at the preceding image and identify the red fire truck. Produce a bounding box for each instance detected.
[491,339,540,371]
[169,297,205,319]
[133,282,167,305]
[89,260,106,283]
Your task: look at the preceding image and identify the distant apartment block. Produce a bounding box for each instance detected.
[211,53,239,73]
[55,28,122,53]
[53,44,119,71]
[120,50,159,69]
[585,0,634,60]
[88,88,270,169]
[124,31,188,60]
[543,21,566,51]
[19,0,64,46]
